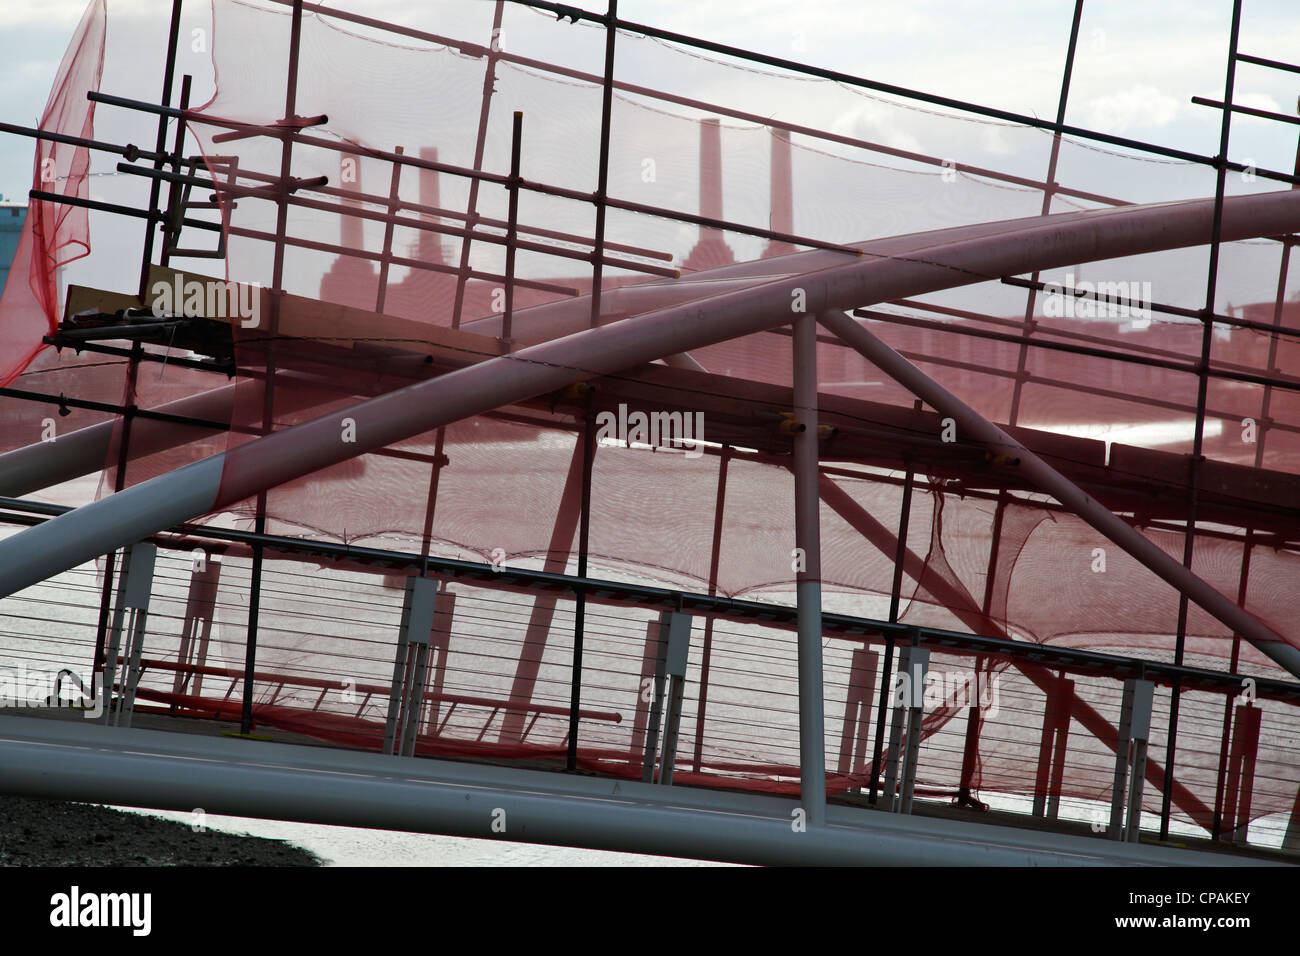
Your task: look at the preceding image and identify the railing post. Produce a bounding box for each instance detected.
[792,313,826,825]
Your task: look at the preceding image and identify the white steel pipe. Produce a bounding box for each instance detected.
[4,190,1300,606]
[793,313,827,824]
[0,716,1272,867]
[0,374,331,498]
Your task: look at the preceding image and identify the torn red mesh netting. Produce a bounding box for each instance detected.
[0,0,105,387]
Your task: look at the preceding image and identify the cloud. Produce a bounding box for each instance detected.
[830,101,925,154]
[1081,84,1181,134]
[1236,92,1283,115]
[0,0,91,29]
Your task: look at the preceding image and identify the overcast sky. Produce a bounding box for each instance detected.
[3,0,1299,313]
[4,0,1300,202]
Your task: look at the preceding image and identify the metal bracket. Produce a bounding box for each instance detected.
[384,575,437,756]
[103,542,157,727]
[641,610,691,785]
[884,644,929,813]
[1108,678,1154,841]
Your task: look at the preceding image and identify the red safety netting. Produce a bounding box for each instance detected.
[2,0,1299,840]
[0,0,104,387]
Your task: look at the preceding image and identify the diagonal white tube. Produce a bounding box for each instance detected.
[818,308,1300,680]
[3,190,1299,616]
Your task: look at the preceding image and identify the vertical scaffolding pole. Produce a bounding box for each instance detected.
[691,448,729,772]
[422,4,504,585]
[95,0,185,699]
[502,111,522,348]
[793,313,826,825]
[243,0,305,736]
[450,0,505,330]
[136,0,186,300]
[1161,0,1243,841]
[965,0,1084,807]
[870,441,915,805]
[374,144,404,313]
[588,0,618,329]
[100,66,192,701]
[1006,0,1084,424]
[1217,110,1300,839]
[566,397,596,771]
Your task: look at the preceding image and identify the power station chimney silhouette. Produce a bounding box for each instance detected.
[381,144,457,320]
[416,146,446,266]
[762,127,796,258]
[682,118,735,271]
[319,153,378,310]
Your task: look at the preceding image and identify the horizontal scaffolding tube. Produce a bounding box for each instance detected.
[205,158,674,262]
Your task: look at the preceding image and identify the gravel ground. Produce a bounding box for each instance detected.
[0,797,321,866]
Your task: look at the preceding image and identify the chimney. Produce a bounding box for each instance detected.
[340,158,364,254]
[763,127,797,258]
[318,153,378,310]
[682,118,735,271]
[417,146,445,265]
[699,117,723,221]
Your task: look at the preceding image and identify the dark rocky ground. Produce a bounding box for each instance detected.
[0,797,321,866]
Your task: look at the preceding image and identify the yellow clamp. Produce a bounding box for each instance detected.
[985,450,1021,467]
[780,413,837,440]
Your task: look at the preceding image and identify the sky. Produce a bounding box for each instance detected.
[4,0,1300,203]
[0,0,1296,365]
[2,1,1298,329]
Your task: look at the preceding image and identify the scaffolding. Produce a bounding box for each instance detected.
[1,0,1300,863]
